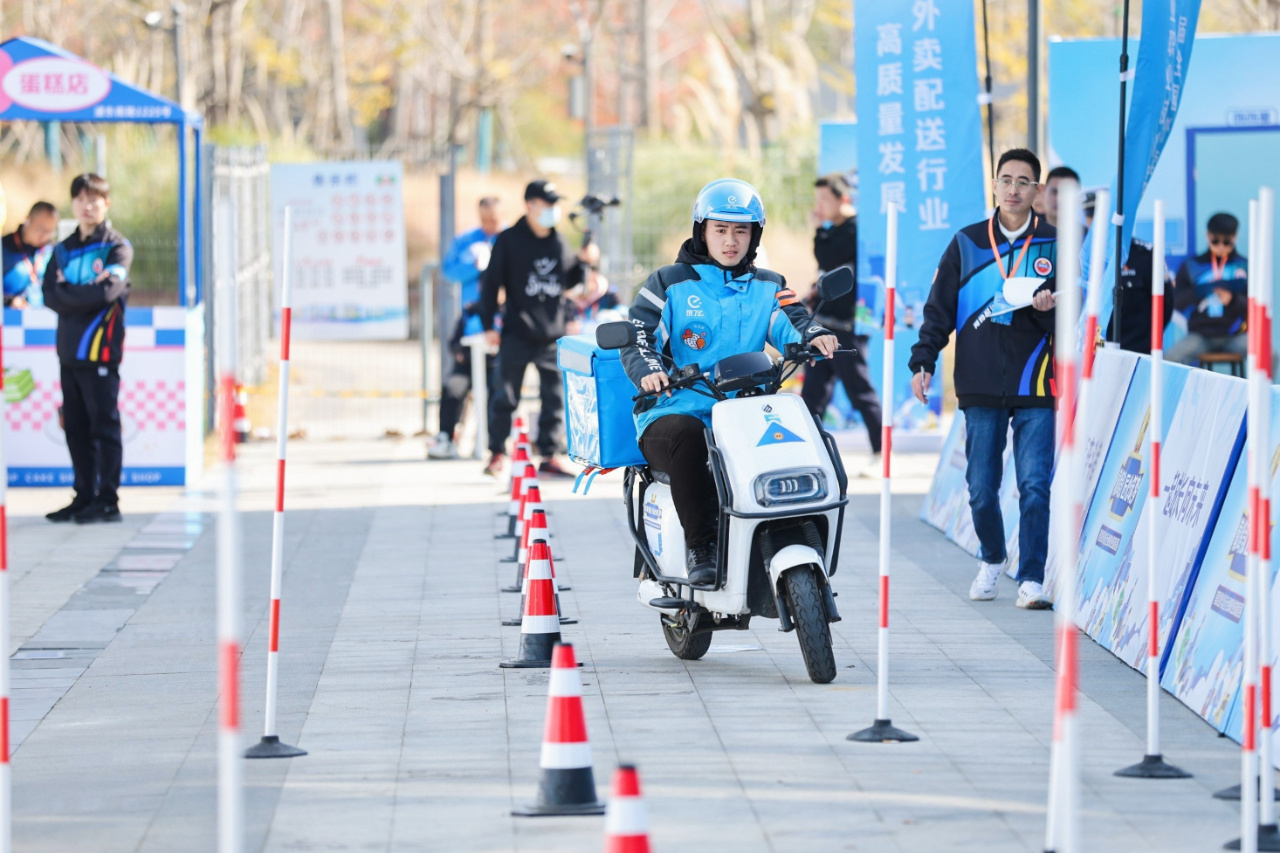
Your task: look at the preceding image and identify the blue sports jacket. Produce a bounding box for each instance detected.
[620,241,828,437]
[42,223,132,366]
[1,229,51,307]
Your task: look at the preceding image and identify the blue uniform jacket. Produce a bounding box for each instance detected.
[2,229,51,306]
[443,226,499,337]
[620,242,827,437]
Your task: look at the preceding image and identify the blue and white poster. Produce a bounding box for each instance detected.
[920,410,970,537]
[1164,388,1279,734]
[854,0,986,331]
[270,162,409,340]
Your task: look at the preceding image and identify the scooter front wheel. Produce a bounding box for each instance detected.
[783,568,837,684]
[661,613,712,661]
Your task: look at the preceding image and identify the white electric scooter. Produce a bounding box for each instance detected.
[593,269,854,684]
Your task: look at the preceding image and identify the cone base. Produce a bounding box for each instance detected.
[495,532,516,540]
[502,583,571,593]
[1224,823,1280,850]
[244,735,307,759]
[1214,781,1280,801]
[502,555,566,564]
[503,616,577,626]
[511,801,606,817]
[1114,754,1192,779]
[847,719,919,743]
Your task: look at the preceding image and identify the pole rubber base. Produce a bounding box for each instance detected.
[1114,754,1192,779]
[244,735,307,759]
[1224,823,1280,850]
[502,616,578,627]
[846,719,919,743]
[1214,780,1280,801]
[510,801,606,817]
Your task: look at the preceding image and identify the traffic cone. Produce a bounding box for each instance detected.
[501,416,526,495]
[503,485,568,590]
[604,764,651,853]
[502,532,576,627]
[502,477,540,579]
[233,385,251,443]
[500,552,563,669]
[511,643,605,816]
[499,446,531,537]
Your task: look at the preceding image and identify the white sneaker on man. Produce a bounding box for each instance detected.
[1016,580,1052,610]
[969,560,1004,601]
[859,452,883,479]
[427,433,458,460]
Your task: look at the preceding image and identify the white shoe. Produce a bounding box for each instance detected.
[969,561,1004,601]
[1016,580,1052,610]
[859,452,883,479]
[427,433,458,459]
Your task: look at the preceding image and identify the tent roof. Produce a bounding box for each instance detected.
[0,37,201,126]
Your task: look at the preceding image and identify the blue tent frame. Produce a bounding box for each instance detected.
[0,37,205,306]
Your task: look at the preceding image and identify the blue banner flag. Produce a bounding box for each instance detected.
[854,0,986,332]
[1084,0,1202,326]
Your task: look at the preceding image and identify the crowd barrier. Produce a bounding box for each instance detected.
[921,349,1277,748]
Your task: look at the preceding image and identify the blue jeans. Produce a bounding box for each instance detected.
[962,406,1054,584]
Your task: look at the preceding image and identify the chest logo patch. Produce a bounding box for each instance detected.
[1033,257,1053,276]
[92,259,105,274]
[682,322,710,350]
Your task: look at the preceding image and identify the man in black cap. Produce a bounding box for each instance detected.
[480,180,598,477]
[1169,211,1249,364]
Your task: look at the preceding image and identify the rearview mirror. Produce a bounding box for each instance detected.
[595,321,636,350]
[818,267,855,302]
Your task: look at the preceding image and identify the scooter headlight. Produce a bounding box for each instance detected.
[753,467,827,506]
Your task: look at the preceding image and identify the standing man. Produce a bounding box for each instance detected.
[800,174,882,475]
[480,180,597,477]
[42,174,132,524]
[909,149,1058,610]
[429,196,503,459]
[1168,212,1249,365]
[1042,165,1171,352]
[2,201,58,308]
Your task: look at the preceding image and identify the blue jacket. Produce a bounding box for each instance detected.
[42,223,132,365]
[620,241,827,437]
[2,229,51,307]
[442,226,497,307]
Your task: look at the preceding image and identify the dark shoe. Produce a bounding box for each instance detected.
[482,452,506,477]
[686,542,717,586]
[46,500,90,523]
[73,502,122,524]
[537,458,575,479]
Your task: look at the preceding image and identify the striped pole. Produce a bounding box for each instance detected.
[214,196,244,853]
[848,202,916,744]
[0,181,12,853]
[246,207,306,760]
[1259,187,1276,840]
[1045,180,1085,853]
[1114,199,1189,780]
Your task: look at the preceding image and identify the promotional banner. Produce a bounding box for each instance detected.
[3,307,188,486]
[1077,365,1244,668]
[270,162,408,340]
[854,0,986,333]
[920,409,970,536]
[1066,0,1203,328]
[826,325,943,432]
[1164,388,1279,734]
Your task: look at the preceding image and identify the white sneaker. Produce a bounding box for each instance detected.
[969,561,1004,601]
[427,433,458,459]
[1016,580,1052,610]
[859,452,883,479]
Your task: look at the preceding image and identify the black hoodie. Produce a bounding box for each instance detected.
[480,216,586,345]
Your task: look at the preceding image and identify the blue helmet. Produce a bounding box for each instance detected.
[692,179,766,227]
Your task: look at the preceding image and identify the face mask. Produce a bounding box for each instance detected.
[821,220,834,230]
[537,206,561,229]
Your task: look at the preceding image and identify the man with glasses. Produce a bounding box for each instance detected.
[909,148,1058,610]
[1168,212,1249,365]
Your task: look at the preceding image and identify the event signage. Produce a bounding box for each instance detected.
[270,162,409,340]
[1080,0,1203,328]
[0,56,110,112]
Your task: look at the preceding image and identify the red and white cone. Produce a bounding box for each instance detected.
[504,484,568,586]
[233,385,251,443]
[499,446,531,538]
[604,764,651,853]
[500,548,563,669]
[503,531,576,627]
[511,643,605,816]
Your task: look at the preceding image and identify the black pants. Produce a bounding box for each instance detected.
[487,335,563,457]
[60,363,123,505]
[800,328,882,452]
[438,349,495,438]
[640,414,718,549]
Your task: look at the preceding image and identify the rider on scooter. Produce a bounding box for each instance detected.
[619,179,839,586]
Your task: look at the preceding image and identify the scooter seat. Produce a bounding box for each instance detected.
[650,469,672,486]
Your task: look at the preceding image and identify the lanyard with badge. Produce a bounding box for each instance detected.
[986,213,1038,280]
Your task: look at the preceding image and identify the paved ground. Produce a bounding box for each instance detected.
[4,434,1253,852]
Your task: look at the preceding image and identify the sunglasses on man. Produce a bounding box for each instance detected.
[1209,235,1236,247]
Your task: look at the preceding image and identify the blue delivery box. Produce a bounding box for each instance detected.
[557,334,646,468]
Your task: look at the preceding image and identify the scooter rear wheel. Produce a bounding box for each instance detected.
[784,568,837,683]
[661,614,712,660]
